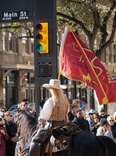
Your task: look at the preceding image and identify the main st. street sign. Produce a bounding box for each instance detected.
[1,11,30,21]
[0,0,33,22]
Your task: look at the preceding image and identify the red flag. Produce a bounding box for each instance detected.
[60,30,110,104]
[109,81,116,103]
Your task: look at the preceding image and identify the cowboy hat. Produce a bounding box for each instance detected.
[42,79,67,89]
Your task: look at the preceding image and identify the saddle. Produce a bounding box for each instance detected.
[29,122,80,156]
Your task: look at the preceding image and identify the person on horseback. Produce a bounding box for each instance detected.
[29,79,116,156]
[39,79,70,126]
[29,79,70,156]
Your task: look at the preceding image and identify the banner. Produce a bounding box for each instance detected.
[60,29,111,104]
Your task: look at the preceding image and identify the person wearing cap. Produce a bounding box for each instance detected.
[29,79,70,156]
[87,109,96,132]
[39,79,70,127]
[96,118,113,139]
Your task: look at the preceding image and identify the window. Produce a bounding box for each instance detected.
[113,44,116,50]
[113,54,116,63]
[3,32,18,53]
[9,34,18,53]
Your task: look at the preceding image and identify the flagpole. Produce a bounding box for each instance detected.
[58,71,61,80]
[72,32,108,104]
[58,26,69,80]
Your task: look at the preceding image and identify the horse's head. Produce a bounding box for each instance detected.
[17,110,37,147]
[52,122,81,139]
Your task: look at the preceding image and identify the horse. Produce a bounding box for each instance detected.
[29,122,116,156]
[16,110,116,156]
[15,110,37,156]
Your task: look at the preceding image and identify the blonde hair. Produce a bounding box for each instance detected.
[50,89,68,104]
[39,88,70,121]
[50,88,70,116]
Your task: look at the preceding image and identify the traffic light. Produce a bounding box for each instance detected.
[35,22,48,54]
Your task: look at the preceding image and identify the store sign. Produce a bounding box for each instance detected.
[1,10,30,21]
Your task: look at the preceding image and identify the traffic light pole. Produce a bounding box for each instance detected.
[34,0,57,115]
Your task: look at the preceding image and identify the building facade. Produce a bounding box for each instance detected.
[0,22,35,108]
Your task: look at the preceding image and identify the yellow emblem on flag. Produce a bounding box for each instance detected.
[83,74,91,82]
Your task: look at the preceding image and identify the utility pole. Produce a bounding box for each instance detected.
[34,0,57,114]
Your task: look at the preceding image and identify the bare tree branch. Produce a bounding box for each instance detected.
[91,0,101,28]
[57,11,92,37]
[96,11,116,57]
[99,0,116,46]
[88,0,101,48]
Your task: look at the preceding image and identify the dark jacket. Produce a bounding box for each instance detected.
[0,125,8,156]
[73,117,90,132]
[5,121,17,156]
[68,111,75,121]
[111,122,116,138]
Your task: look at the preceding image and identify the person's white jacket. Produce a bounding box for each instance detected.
[96,126,113,139]
[39,98,55,120]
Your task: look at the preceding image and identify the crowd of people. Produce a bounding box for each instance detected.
[68,98,116,139]
[0,109,17,156]
[0,79,116,156]
[0,99,36,156]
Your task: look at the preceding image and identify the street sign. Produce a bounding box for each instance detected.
[1,11,30,22]
[0,0,33,22]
